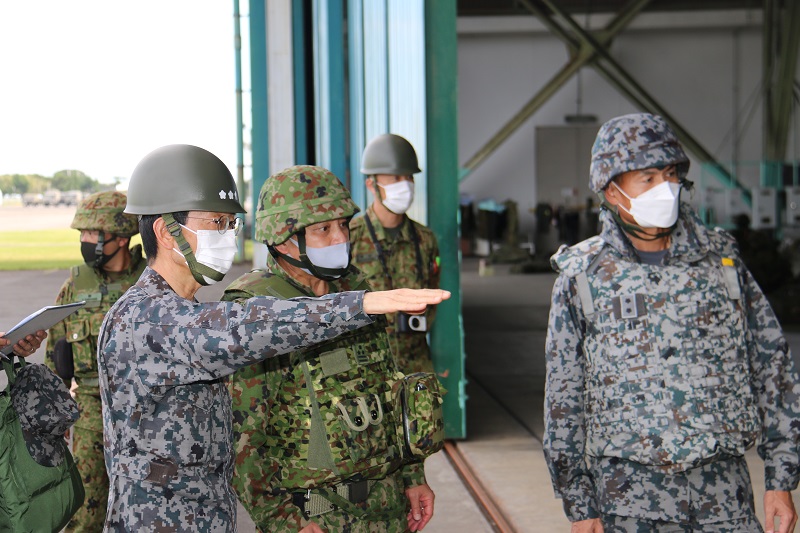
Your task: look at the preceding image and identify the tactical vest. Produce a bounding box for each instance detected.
[65,253,145,381]
[227,271,405,490]
[554,234,760,470]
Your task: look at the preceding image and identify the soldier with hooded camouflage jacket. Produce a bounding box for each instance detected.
[45,190,145,533]
[226,165,436,533]
[544,114,800,533]
[97,146,448,532]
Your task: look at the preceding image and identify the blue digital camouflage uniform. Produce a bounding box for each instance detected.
[46,245,146,533]
[225,255,426,532]
[97,266,376,532]
[544,205,800,528]
[350,206,440,374]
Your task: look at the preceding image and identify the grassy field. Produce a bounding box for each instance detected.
[0,229,141,270]
[0,229,251,270]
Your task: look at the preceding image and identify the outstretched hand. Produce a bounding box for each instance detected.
[0,330,47,358]
[363,289,450,315]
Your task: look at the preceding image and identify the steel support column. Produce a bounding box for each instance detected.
[425,0,465,439]
[249,0,269,241]
[312,0,348,183]
[765,0,800,163]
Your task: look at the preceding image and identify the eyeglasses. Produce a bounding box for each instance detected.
[185,215,243,235]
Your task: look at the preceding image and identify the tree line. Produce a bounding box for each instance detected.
[0,170,114,194]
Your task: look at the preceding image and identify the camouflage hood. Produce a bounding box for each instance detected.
[10,362,79,467]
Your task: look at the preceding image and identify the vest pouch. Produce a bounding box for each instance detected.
[65,316,98,375]
[392,373,445,461]
[335,393,390,464]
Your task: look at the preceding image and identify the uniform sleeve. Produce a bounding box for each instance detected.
[126,291,375,385]
[400,461,426,488]
[543,273,599,522]
[44,278,72,373]
[744,267,800,491]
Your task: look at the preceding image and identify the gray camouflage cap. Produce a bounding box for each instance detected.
[589,113,689,193]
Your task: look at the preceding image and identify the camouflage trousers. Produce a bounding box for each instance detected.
[591,455,757,524]
[66,390,109,533]
[241,470,409,532]
[601,513,764,532]
[389,333,434,375]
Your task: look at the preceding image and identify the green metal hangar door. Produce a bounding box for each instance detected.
[246,0,465,438]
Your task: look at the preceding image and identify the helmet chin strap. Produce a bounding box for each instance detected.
[270,232,349,281]
[92,233,122,269]
[599,197,676,242]
[162,213,225,286]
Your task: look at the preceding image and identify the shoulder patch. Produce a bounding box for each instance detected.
[550,236,606,277]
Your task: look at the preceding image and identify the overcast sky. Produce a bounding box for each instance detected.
[0,1,241,184]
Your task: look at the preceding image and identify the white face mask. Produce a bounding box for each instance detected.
[290,238,350,278]
[378,180,414,215]
[177,224,238,285]
[613,181,681,229]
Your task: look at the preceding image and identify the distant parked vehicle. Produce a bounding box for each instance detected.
[61,190,84,206]
[42,189,62,207]
[22,193,43,207]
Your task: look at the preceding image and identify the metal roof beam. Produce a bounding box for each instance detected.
[460,0,651,181]
[536,0,751,202]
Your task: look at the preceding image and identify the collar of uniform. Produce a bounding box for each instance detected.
[365,205,411,242]
[266,252,369,294]
[599,203,709,265]
[138,266,175,297]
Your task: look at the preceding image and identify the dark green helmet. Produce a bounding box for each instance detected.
[124,144,246,215]
[70,191,139,236]
[360,134,421,176]
[256,165,359,246]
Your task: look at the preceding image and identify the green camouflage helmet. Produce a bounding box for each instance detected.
[255,165,359,245]
[590,113,690,193]
[360,133,422,176]
[70,191,139,236]
[124,144,245,215]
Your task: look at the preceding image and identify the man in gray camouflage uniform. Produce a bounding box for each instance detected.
[96,144,449,532]
[544,113,800,533]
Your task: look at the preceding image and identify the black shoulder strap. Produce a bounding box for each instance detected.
[407,220,424,284]
[364,215,394,289]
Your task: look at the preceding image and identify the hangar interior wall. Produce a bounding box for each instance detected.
[458,9,799,235]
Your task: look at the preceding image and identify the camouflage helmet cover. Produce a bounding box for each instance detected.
[255,165,360,245]
[70,191,139,236]
[589,113,690,193]
[124,144,245,215]
[360,133,422,176]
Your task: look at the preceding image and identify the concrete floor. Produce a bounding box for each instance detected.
[2,258,799,532]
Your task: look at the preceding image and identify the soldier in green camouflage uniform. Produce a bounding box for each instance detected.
[544,113,800,532]
[226,165,436,532]
[46,191,145,532]
[350,134,440,374]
